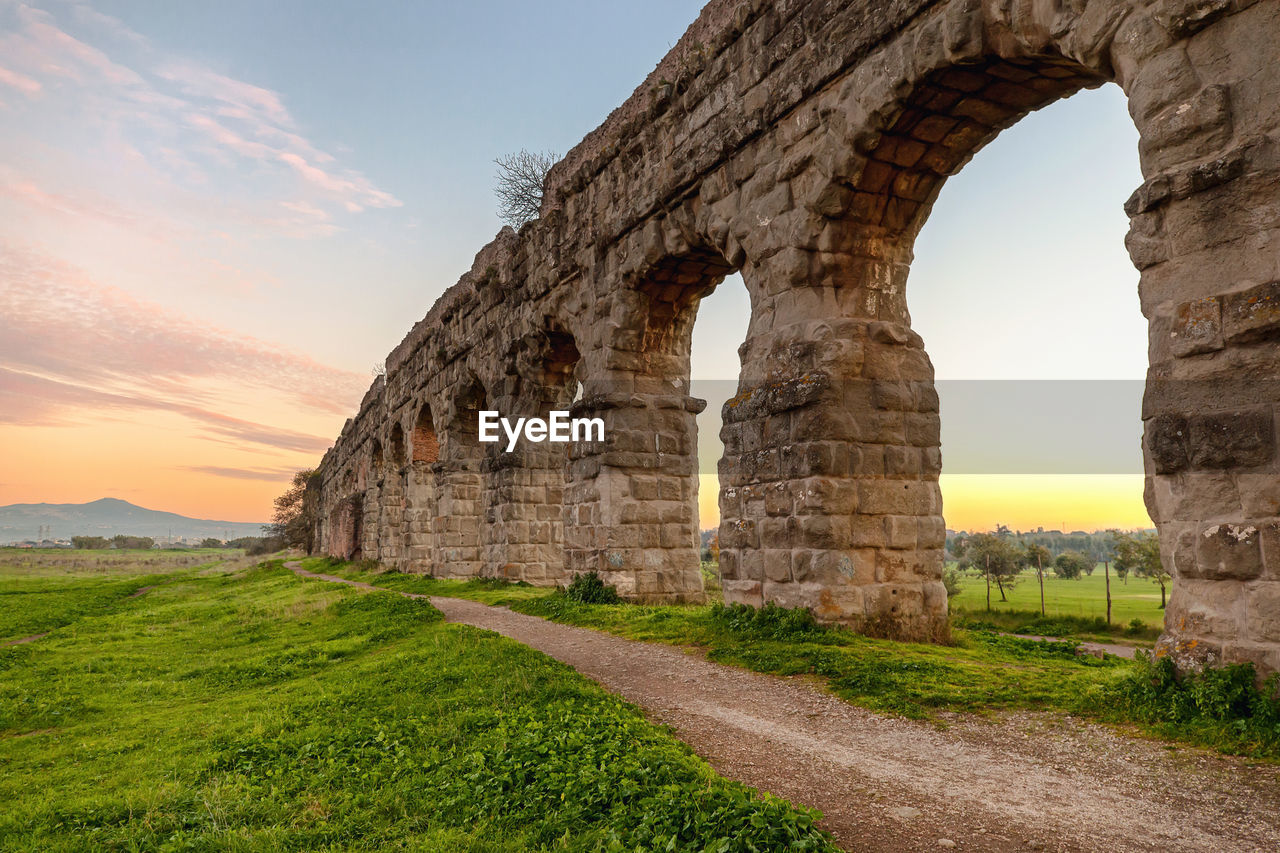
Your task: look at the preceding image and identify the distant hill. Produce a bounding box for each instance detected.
[0,498,265,544]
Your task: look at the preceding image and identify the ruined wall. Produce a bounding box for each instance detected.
[313,0,1280,673]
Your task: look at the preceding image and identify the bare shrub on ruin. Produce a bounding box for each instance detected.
[493,149,557,229]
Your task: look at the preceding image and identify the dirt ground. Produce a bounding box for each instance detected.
[286,563,1280,852]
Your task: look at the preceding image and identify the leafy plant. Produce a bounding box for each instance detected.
[564,571,622,604]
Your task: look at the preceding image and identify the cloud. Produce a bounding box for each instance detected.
[0,2,400,224]
[0,241,367,426]
[180,465,298,482]
[0,64,41,96]
[0,171,147,231]
[0,367,334,454]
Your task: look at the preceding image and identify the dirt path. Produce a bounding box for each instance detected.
[1006,633,1143,660]
[1,632,48,647]
[284,563,1280,852]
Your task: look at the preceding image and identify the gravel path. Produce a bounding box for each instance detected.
[285,563,1280,852]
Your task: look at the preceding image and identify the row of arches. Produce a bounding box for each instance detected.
[309,0,1280,674]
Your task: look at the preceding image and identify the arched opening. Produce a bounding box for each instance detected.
[689,274,752,600]
[483,323,581,583]
[403,404,440,573]
[389,423,407,469]
[904,82,1150,622]
[568,245,739,600]
[434,376,488,578]
[720,50,1142,640]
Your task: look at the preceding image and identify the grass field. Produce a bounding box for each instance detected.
[314,557,1280,760]
[950,566,1166,629]
[0,550,837,851]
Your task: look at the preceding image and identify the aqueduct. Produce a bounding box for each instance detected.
[312,0,1280,676]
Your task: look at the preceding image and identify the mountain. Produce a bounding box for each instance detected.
[0,498,266,544]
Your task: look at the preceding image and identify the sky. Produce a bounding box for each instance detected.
[0,1,1153,533]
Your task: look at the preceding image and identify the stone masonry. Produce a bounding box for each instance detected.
[312,0,1280,673]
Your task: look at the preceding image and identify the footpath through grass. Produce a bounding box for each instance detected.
[0,555,836,852]
[316,558,1280,761]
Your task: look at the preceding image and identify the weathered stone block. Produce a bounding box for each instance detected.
[1188,409,1274,469]
[1194,522,1264,579]
[1222,281,1280,344]
[1171,296,1223,356]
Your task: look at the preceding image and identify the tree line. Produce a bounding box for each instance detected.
[950,526,1170,613]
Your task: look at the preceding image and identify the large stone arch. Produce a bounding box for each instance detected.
[562,215,741,600]
[313,0,1280,676]
[479,319,583,583]
[431,373,490,579]
[403,401,440,572]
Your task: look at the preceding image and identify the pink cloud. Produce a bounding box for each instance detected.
[0,242,368,417]
[0,64,41,96]
[0,368,334,454]
[0,3,400,223]
[180,465,298,482]
[159,63,293,128]
[15,4,144,88]
[0,172,146,231]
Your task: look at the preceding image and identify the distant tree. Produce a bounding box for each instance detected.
[494,149,556,229]
[955,531,1022,606]
[267,470,320,552]
[246,536,285,557]
[942,565,964,598]
[227,536,263,550]
[1112,530,1169,608]
[111,535,154,550]
[1053,551,1092,580]
[199,538,222,549]
[71,536,110,550]
[1022,543,1052,616]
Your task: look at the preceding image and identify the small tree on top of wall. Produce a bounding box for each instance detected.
[494,149,557,229]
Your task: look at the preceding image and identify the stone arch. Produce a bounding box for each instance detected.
[716,0,1280,660]
[480,320,584,583]
[432,374,490,578]
[564,234,740,600]
[312,0,1280,676]
[402,402,440,572]
[388,422,407,469]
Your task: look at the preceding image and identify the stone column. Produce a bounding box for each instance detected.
[401,462,435,572]
[377,468,404,566]
[361,480,381,562]
[1118,3,1280,675]
[431,458,484,578]
[481,444,568,584]
[719,243,948,640]
[563,391,705,600]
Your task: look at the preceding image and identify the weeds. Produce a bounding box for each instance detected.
[564,571,621,604]
[1099,652,1280,758]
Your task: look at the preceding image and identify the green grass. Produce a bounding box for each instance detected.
[0,554,836,851]
[951,566,1166,639]
[295,559,1280,759]
[306,557,551,606]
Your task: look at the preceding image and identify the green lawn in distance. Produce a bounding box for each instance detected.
[950,566,1165,628]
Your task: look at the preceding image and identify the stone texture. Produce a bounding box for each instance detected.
[309,0,1280,674]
